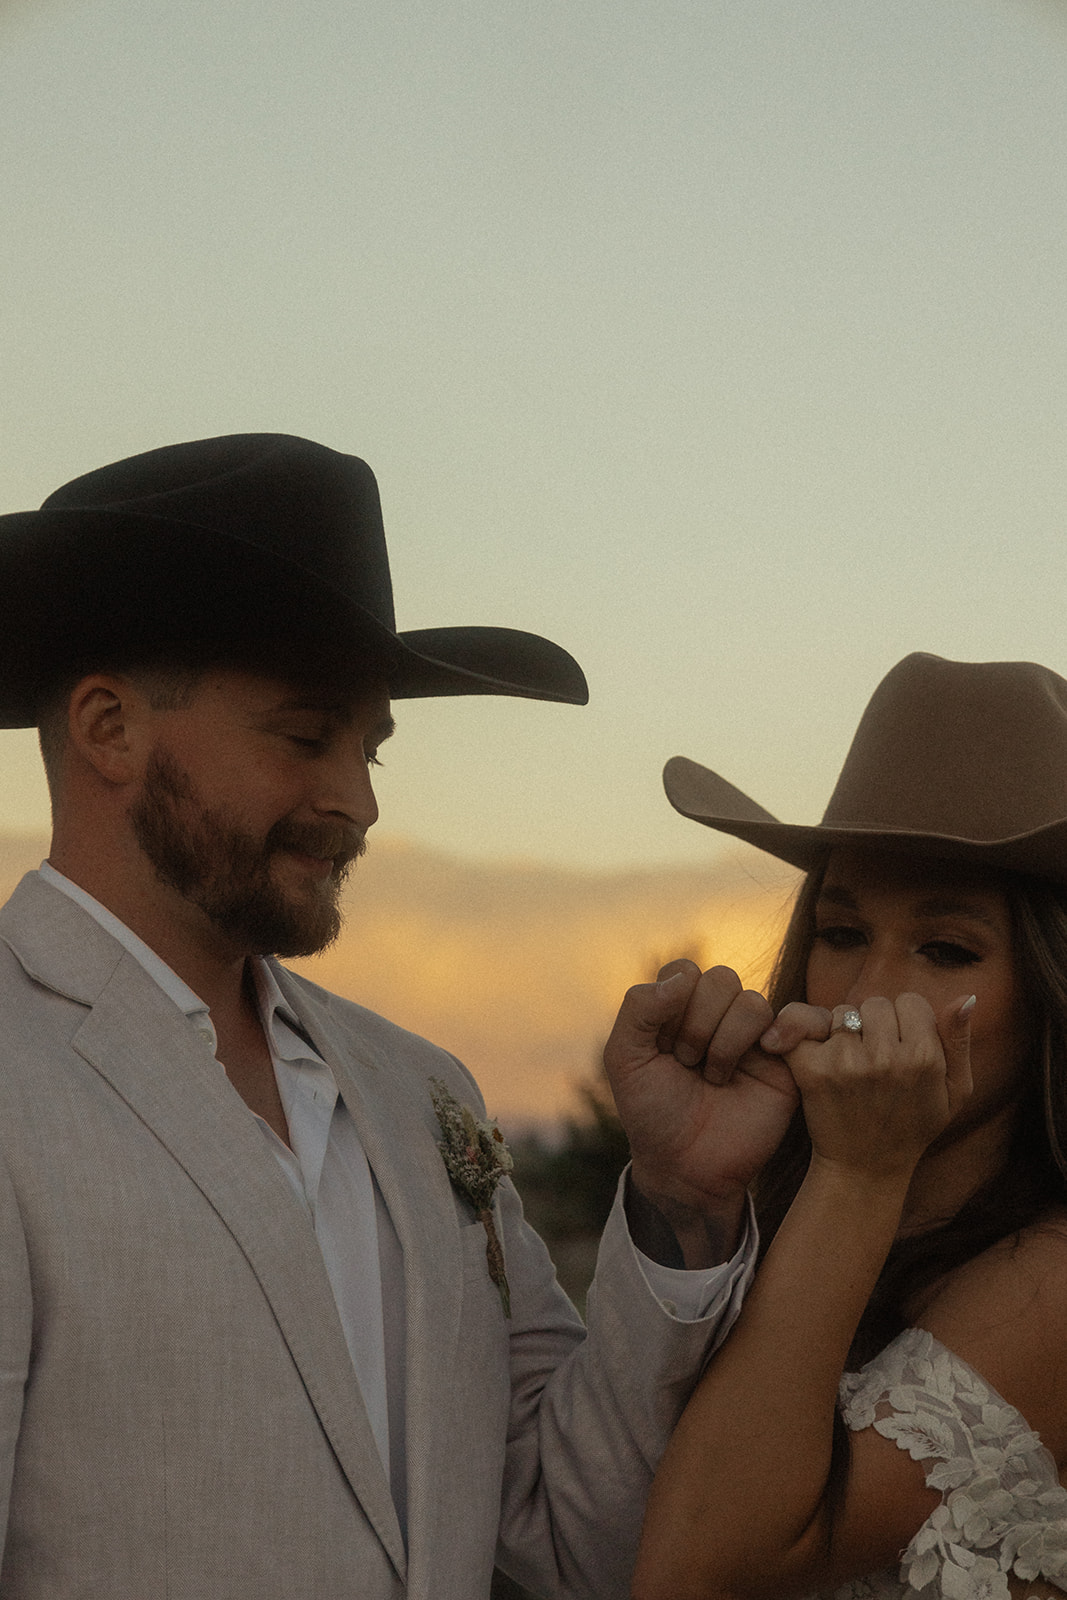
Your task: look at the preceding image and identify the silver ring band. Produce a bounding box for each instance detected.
[831,1007,863,1036]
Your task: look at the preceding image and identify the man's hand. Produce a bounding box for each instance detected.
[604,962,831,1267]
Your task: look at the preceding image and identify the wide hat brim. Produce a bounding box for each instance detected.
[663,755,1067,886]
[663,654,1067,890]
[0,434,588,725]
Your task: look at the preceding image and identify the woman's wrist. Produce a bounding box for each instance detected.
[805,1149,918,1209]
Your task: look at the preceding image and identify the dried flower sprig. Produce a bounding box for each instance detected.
[430,1078,513,1317]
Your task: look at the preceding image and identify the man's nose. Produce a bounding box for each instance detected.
[314,746,379,831]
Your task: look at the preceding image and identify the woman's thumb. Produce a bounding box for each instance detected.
[941,993,976,1111]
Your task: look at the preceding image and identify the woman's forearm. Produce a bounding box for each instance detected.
[632,1157,911,1600]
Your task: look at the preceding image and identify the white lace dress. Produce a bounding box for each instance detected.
[812,1327,1067,1599]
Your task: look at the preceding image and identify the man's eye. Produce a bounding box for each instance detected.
[288,735,327,752]
[920,941,980,968]
[813,926,865,950]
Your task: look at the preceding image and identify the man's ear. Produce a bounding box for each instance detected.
[67,675,151,786]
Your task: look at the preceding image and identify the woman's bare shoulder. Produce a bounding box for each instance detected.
[922,1209,1067,1311]
[916,1210,1067,1462]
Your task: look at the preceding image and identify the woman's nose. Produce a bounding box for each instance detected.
[844,952,903,1008]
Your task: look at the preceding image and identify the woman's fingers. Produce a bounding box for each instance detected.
[852,995,903,1050]
[760,1002,833,1054]
[787,992,964,1175]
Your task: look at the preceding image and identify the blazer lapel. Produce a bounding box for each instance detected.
[0,876,408,1583]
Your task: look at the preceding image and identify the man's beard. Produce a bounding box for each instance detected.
[129,748,366,958]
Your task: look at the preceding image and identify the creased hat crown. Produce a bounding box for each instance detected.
[664,653,1067,885]
[823,655,1067,840]
[0,432,588,725]
[42,434,398,632]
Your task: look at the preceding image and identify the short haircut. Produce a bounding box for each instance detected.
[36,662,205,798]
[34,639,388,798]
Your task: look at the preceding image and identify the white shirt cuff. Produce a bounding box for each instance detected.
[633,1192,758,1325]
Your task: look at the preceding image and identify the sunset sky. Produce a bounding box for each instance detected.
[2,1,1067,875]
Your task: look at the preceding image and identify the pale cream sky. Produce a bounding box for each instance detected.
[2,0,1066,869]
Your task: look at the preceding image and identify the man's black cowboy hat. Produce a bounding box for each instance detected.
[0,433,588,726]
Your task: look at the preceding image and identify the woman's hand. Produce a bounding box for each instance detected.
[785,993,975,1183]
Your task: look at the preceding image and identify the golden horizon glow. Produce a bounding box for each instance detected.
[293,842,800,1120]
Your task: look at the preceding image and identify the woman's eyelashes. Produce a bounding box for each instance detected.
[917,940,981,969]
[812,924,982,968]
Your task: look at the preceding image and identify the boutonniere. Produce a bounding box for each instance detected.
[430,1078,513,1318]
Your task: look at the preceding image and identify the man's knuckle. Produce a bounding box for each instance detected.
[738,989,772,1022]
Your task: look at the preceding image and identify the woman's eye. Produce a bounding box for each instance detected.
[920,941,980,968]
[813,925,865,950]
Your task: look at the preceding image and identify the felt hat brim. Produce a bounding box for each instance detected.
[663,755,1067,887]
[0,502,587,726]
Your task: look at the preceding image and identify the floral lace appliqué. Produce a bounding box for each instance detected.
[812,1328,1067,1600]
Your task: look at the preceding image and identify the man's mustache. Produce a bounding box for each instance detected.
[265,819,368,872]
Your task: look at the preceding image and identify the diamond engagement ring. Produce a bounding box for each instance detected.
[832,1008,863,1036]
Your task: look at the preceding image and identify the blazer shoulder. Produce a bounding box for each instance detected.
[0,872,125,1003]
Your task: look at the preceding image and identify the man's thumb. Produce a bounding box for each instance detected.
[604,968,698,1073]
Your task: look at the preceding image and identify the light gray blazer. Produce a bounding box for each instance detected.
[0,874,726,1599]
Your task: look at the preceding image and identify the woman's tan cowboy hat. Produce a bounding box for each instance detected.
[664,653,1067,886]
[0,433,588,727]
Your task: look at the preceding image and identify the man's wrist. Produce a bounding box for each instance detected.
[624,1171,747,1270]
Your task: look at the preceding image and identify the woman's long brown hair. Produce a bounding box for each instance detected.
[753,855,1067,1526]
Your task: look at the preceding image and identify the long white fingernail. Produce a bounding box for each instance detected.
[656,971,687,996]
[959,994,977,1019]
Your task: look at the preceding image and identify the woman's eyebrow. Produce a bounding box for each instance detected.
[816,885,858,909]
[912,897,998,926]
[815,886,999,927]
[819,889,1004,928]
